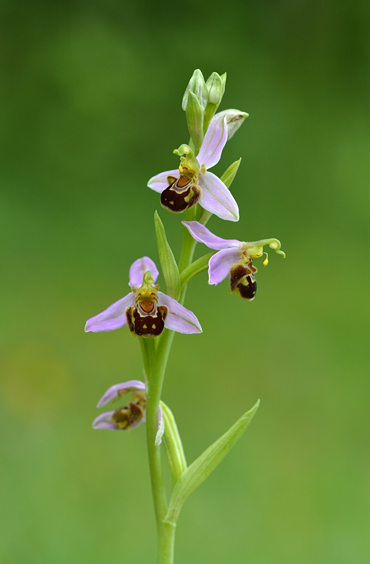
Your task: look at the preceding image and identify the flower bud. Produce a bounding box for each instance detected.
[206,72,224,106]
[182,69,208,112]
[204,72,226,131]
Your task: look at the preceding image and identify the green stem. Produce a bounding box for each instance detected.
[178,207,198,274]
[139,337,156,383]
[158,522,176,564]
[145,202,202,562]
[180,252,215,289]
[146,329,176,561]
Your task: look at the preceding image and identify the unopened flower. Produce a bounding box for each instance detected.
[85,257,202,337]
[147,111,245,222]
[93,380,164,445]
[182,221,285,300]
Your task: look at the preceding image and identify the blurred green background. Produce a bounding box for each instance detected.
[1,0,369,562]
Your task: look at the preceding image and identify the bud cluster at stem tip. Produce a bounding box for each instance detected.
[181,69,227,153]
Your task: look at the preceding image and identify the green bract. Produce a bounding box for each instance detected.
[184,91,204,154]
[154,211,181,301]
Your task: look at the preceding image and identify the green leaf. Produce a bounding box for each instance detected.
[160,401,187,485]
[154,211,181,300]
[164,399,260,525]
[220,158,241,188]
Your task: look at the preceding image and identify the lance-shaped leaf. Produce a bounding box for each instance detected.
[160,401,187,485]
[220,158,241,189]
[154,211,181,301]
[164,399,260,526]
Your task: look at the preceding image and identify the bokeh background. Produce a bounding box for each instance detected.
[1,1,369,562]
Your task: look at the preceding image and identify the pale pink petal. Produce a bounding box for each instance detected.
[199,171,239,222]
[196,114,227,169]
[208,248,241,285]
[158,291,202,334]
[92,411,121,430]
[85,292,135,333]
[97,381,146,408]
[129,257,159,287]
[182,221,241,250]
[147,169,179,194]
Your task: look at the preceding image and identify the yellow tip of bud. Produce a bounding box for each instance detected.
[263,258,268,266]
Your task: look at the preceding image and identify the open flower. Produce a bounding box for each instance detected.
[147,112,242,222]
[85,257,202,337]
[93,380,164,445]
[183,221,285,300]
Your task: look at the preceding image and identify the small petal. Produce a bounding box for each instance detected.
[158,291,202,334]
[197,114,227,169]
[129,257,159,287]
[182,221,241,251]
[97,380,146,408]
[208,248,242,285]
[199,171,239,222]
[147,169,180,194]
[155,405,165,446]
[212,109,248,140]
[85,292,135,333]
[92,411,122,431]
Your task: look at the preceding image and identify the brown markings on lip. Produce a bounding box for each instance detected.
[236,275,257,301]
[125,305,169,337]
[230,262,258,301]
[161,177,202,213]
[230,263,254,292]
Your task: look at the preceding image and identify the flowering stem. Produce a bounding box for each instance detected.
[178,207,198,274]
[158,521,177,564]
[146,328,176,562]
[144,204,204,562]
[139,337,156,383]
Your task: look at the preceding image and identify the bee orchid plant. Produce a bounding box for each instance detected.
[85,69,285,564]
